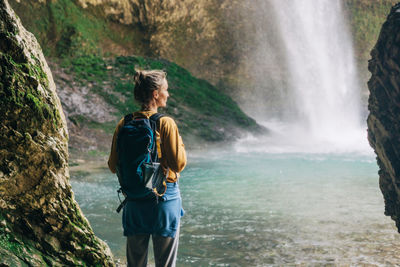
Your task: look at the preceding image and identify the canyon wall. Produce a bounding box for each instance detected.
[0,0,114,264]
[368,2,400,232]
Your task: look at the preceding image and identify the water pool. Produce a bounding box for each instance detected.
[70,151,400,266]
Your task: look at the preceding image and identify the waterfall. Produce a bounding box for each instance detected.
[236,0,369,154]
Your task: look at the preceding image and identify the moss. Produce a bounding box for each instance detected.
[29,55,49,88]
[0,50,62,132]
[69,204,91,231]
[344,0,398,84]
[69,114,115,134]
[0,212,49,265]
[64,55,107,82]
[345,0,396,61]
[89,121,116,135]
[0,227,85,266]
[46,0,103,57]
[9,0,147,59]
[87,149,108,158]
[26,93,49,118]
[0,232,23,256]
[68,114,86,126]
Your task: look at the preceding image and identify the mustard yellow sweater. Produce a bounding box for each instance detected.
[108,111,187,183]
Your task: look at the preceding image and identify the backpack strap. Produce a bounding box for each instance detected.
[149,113,165,132]
[149,113,164,161]
[149,113,164,125]
[123,113,134,125]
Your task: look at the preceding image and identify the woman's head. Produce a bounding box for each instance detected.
[134,70,169,110]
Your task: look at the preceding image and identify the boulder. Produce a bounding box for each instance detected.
[368,3,400,232]
[0,0,114,265]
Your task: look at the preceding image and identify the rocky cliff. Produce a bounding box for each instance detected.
[5,0,262,157]
[368,3,400,232]
[8,0,397,119]
[8,0,236,86]
[0,0,114,265]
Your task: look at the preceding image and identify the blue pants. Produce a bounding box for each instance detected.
[122,183,184,238]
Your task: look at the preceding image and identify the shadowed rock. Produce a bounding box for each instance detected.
[0,0,114,265]
[368,3,400,232]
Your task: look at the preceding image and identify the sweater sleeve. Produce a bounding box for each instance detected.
[108,118,124,173]
[159,117,187,173]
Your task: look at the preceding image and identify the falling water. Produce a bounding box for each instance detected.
[236,0,368,154]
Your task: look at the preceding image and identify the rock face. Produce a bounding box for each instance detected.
[7,0,398,115]
[74,0,234,84]
[368,3,400,232]
[0,0,114,265]
[8,0,238,88]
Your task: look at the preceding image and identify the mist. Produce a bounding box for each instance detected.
[230,0,368,154]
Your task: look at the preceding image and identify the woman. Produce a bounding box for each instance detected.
[108,70,187,267]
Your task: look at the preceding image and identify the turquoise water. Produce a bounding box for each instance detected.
[70,151,400,266]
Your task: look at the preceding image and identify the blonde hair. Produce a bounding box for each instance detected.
[133,70,167,109]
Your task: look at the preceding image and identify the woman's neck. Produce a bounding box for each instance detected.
[142,102,158,112]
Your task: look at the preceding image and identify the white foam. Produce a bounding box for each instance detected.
[235,120,372,156]
[237,1,368,155]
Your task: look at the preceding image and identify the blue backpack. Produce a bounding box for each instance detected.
[116,113,166,207]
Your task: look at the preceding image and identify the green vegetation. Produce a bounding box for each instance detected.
[0,52,61,132]
[9,0,147,59]
[345,0,397,70]
[29,54,49,87]
[0,212,50,266]
[9,0,400,100]
[112,56,255,126]
[61,54,260,142]
[15,0,103,57]
[87,149,108,158]
[0,231,34,261]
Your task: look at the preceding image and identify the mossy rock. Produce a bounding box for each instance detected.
[0,0,114,265]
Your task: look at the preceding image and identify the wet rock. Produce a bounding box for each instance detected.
[368,3,400,232]
[0,0,114,265]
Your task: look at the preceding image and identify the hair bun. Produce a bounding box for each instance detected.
[133,69,167,108]
[134,70,144,84]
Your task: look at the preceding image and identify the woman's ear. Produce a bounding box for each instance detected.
[153,90,159,99]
